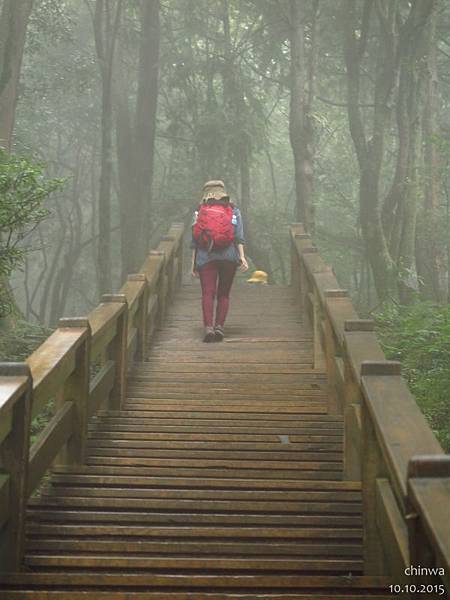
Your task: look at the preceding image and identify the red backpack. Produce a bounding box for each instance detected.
[193,202,235,251]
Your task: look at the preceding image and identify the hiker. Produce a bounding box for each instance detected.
[191,180,249,342]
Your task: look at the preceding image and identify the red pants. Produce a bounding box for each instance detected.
[198,260,237,327]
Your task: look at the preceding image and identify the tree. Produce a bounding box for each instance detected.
[116,0,160,277]
[289,0,318,232]
[0,0,34,151]
[88,0,123,295]
[0,150,62,322]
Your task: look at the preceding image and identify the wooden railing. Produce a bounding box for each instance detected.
[290,223,450,591]
[0,223,184,571]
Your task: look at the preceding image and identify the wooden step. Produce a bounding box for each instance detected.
[23,555,363,572]
[120,403,328,414]
[86,432,343,443]
[28,495,357,513]
[86,439,342,452]
[25,538,362,557]
[99,408,329,420]
[39,486,360,503]
[47,471,357,489]
[26,509,362,527]
[12,283,379,598]
[26,524,362,540]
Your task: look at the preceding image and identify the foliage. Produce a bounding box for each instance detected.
[0,150,62,277]
[0,319,55,447]
[0,319,53,361]
[375,301,450,451]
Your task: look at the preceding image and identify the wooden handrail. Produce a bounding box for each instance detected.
[290,223,449,590]
[0,223,184,571]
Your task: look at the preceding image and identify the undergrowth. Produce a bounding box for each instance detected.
[375,301,450,452]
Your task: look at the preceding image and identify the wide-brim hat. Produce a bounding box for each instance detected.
[247,270,268,284]
[202,180,229,202]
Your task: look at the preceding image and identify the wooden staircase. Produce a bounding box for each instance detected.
[1,284,393,598]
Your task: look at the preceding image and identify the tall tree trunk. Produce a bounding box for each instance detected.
[288,0,315,233]
[395,0,436,303]
[115,0,160,276]
[416,8,445,302]
[133,0,160,266]
[342,0,397,301]
[220,0,271,272]
[92,0,122,295]
[0,0,33,151]
[115,79,135,281]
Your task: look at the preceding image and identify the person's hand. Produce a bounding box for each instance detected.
[191,267,199,278]
[239,257,249,272]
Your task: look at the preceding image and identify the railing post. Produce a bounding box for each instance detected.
[323,289,348,409]
[290,224,304,290]
[150,250,167,324]
[58,318,91,465]
[160,235,176,301]
[101,295,128,410]
[407,455,450,593]
[173,223,185,289]
[128,274,148,361]
[293,232,311,316]
[0,363,32,571]
[342,319,375,482]
[360,360,401,575]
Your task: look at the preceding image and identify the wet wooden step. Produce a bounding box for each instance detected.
[28,495,357,513]
[48,469,357,489]
[0,593,396,599]
[0,572,392,600]
[120,402,328,414]
[26,524,362,540]
[100,409,329,420]
[86,439,342,452]
[86,432,343,443]
[23,554,363,573]
[26,538,362,557]
[39,486,359,503]
[26,509,362,527]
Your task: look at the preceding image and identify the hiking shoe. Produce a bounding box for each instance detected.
[203,326,215,343]
[214,325,225,342]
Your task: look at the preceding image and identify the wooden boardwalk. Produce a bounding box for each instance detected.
[1,225,448,598]
[1,283,393,598]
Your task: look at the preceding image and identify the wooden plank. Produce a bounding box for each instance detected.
[40,486,359,503]
[0,473,9,529]
[87,438,340,451]
[87,432,342,443]
[0,363,32,570]
[27,402,75,496]
[88,360,115,417]
[27,329,85,418]
[89,302,124,341]
[324,297,358,348]
[362,374,443,510]
[26,523,362,540]
[48,472,358,490]
[408,477,450,579]
[344,331,385,385]
[375,478,409,580]
[23,554,363,571]
[26,538,362,557]
[0,375,29,418]
[119,279,145,314]
[26,509,361,527]
[0,404,12,446]
[0,592,395,599]
[0,572,392,589]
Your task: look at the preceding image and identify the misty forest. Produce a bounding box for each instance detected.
[1,0,450,454]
